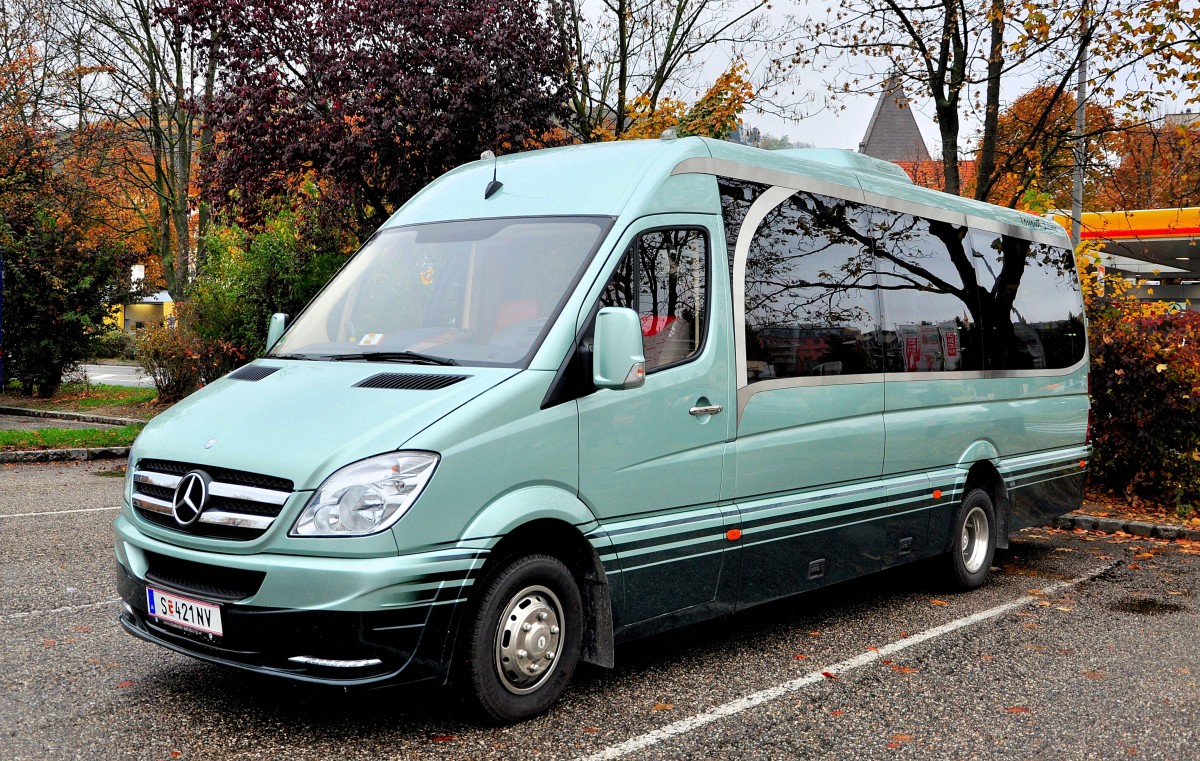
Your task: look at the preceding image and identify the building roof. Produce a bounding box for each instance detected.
[858,76,932,163]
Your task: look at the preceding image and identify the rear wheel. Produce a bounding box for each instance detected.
[943,488,997,590]
[460,554,583,723]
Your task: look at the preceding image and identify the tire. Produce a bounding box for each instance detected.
[460,554,583,723]
[943,488,997,590]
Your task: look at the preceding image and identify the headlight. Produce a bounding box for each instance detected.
[290,452,439,537]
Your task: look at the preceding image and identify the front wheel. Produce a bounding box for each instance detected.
[942,488,997,590]
[460,554,583,723]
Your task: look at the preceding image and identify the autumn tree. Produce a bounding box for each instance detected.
[597,60,757,141]
[1095,117,1200,210]
[983,85,1116,209]
[0,41,140,395]
[181,0,569,234]
[551,0,802,142]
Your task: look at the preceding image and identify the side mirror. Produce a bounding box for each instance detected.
[266,313,289,352]
[592,307,646,390]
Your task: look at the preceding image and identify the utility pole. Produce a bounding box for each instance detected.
[1071,1,1089,244]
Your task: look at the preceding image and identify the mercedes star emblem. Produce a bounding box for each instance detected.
[172,470,211,526]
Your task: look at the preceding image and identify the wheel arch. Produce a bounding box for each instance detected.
[958,458,1011,550]
[447,488,616,674]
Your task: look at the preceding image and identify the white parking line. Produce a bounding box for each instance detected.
[0,506,120,519]
[1,598,120,621]
[577,562,1116,761]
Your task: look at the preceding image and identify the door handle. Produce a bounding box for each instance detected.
[689,404,723,416]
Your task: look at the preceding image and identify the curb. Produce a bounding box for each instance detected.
[1051,511,1200,542]
[0,405,145,427]
[0,446,130,464]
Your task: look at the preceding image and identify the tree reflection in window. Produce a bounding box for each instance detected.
[741,191,881,379]
[600,229,707,371]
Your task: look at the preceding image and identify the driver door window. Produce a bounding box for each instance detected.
[599,229,708,372]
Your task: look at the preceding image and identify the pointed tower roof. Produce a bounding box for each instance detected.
[858,76,931,162]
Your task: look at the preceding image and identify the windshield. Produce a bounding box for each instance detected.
[270,217,612,367]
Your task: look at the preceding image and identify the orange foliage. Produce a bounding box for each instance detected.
[1096,119,1200,211]
[594,61,755,142]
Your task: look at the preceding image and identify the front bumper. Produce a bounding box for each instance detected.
[114,515,484,687]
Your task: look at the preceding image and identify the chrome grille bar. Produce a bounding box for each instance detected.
[131,464,293,538]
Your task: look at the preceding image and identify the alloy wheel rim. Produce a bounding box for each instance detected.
[961,505,990,574]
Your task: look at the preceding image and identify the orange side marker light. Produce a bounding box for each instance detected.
[726,528,742,541]
[1079,460,1087,468]
[932,489,942,499]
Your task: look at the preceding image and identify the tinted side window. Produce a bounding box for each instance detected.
[718,177,770,277]
[969,230,1086,369]
[873,210,983,372]
[743,191,882,379]
[600,229,708,372]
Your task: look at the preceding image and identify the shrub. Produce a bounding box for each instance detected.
[90,328,138,361]
[1088,309,1200,510]
[134,309,246,404]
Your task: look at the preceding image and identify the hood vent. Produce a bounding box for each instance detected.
[354,373,470,391]
[229,365,280,382]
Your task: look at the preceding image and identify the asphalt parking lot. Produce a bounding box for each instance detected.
[2,460,1197,760]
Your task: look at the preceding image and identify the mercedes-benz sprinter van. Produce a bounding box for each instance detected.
[116,137,1089,721]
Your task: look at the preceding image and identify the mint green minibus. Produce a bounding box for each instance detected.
[115,137,1089,721]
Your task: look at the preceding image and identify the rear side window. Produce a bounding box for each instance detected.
[969,230,1086,370]
[742,191,882,379]
[872,210,984,372]
[600,229,708,372]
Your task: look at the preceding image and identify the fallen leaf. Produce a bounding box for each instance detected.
[899,631,909,637]
[1035,600,1052,607]
[652,703,674,711]
[1056,606,1074,612]
[116,680,135,689]
[1128,563,1142,570]
[42,639,56,647]
[583,727,599,734]
[1024,623,1043,629]
[808,631,821,637]
[1127,749,1139,755]
[891,665,919,674]
[891,734,914,742]
[73,626,93,633]
[1082,671,1105,679]
[867,646,879,652]
[821,671,838,679]
[881,659,894,665]
[1133,552,1155,559]
[170,753,182,759]
[886,743,901,750]
[1006,706,1030,713]
[793,654,809,659]
[830,710,845,716]
[431,735,455,743]
[930,599,949,606]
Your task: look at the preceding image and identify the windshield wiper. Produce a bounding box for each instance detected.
[323,351,459,366]
[271,353,319,361]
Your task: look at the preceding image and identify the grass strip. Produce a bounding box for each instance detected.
[0,424,144,451]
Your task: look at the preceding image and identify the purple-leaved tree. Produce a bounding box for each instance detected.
[180,0,569,232]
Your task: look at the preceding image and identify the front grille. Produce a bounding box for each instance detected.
[144,550,266,601]
[132,459,294,541]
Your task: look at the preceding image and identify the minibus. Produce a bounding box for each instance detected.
[115,136,1089,722]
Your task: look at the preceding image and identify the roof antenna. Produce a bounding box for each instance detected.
[481,150,502,199]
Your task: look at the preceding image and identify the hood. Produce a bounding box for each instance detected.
[131,360,519,490]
